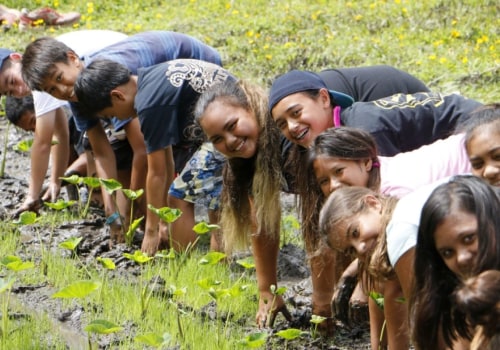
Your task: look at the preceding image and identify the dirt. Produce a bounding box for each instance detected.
[0,117,371,349]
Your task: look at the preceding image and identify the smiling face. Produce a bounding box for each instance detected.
[39,52,82,102]
[199,99,260,159]
[271,89,332,147]
[313,156,371,196]
[0,56,31,98]
[434,209,478,279]
[325,197,383,259]
[466,124,500,187]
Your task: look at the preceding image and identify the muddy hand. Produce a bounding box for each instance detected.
[332,275,357,325]
[12,198,43,218]
[41,183,61,202]
[256,293,293,328]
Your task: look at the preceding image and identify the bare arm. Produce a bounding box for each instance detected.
[86,123,118,217]
[141,147,174,255]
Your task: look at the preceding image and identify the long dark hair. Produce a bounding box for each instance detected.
[411,175,500,349]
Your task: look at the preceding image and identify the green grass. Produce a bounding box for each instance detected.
[1,0,498,102]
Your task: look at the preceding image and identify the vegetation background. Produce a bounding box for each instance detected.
[0,0,498,349]
[1,0,499,102]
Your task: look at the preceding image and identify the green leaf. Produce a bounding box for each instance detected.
[13,211,38,225]
[99,178,123,194]
[369,291,384,310]
[270,285,287,296]
[59,237,83,251]
[125,216,144,242]
[192,221,220,234]
[123,250,153,264]
[196,278,222,290]
[122,188,144,200]
[45,199,76,211]
[168,285,187,297]
[208,287,231,300]
[147,205,182,223]
[198,251,226,265]
[275,328,303,340]
[52,281,100,299]
[239,332,268,348]
[155,248,176,259]
[236,257,255,269]
[5,260,34,272]
[81,177,101,189]
[84,319,123,334]
[96,257,116,270]
[59,174,82,185]
[310,314,327,325]
[134,332,166,347]
[0,278,15,293]
[14,139,33,152]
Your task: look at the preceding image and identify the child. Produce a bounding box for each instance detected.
[309,127,471,324]
[269,69,482,156]
[454,270,500,350]
[73,58,235,254]
[0,30,128,218]
[318,175,465,349]
[21,31,223,250]
[411,176,500,349]
[194,75,434,330]
[457,103,500,187]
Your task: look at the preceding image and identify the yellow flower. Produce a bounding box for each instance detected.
[433,40,443,47]
[451,30,460,38]
[394,0,401,4]
[246,30,254,37]
[439,57,447,64]
[155,13,163,19]
[476,35,488,44]
[355,14,363,21]
[232,10,239,15]
[265,54,272,60]
[429,54,436,60]
[461,57,468,64]
[225,3,231,9]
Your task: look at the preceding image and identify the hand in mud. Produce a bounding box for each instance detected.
[12,197,43,218]
[109,222,124,247]
[41,182,61,203]
[312,302,336,337]
[332,275,357,325]
[141,233,160,256]
[256,291,293,328]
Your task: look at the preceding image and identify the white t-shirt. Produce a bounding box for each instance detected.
[380,133,471,198]
[386,176,453,267]
[33,30,128,117]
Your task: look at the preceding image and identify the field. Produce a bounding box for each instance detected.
[0,0,498,349]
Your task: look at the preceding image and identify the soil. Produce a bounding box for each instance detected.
[0,117,371,349]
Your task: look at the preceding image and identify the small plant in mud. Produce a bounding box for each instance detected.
[310,314,327,339]
[59,236,92,278]
[135,332,173,349]
[95,257,115,303]
[121,188,144,246]
[238,331,268,348]
[123,250,154,317]
[275,328,306,350]
[84,319,123,350]
[0,255,34,347]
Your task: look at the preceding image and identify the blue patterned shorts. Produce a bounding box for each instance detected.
[168,142,224,210]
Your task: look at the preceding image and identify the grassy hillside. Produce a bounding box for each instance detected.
[2,0,498,102]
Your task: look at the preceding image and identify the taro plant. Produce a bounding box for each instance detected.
[59,236,92,278]
[13,211,48,274]
[84,319,123,350]
[123,250,154,317]
[238,331,268,348]
[121,188,144,246]
[309,314,327,339]
[0,255,34,347]
[266,284,287,327]
[95,257,115,303]
[275,328,305,350]
[147,204,182,252]
[135,332,173,349]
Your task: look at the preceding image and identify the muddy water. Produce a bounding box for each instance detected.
[0,117,371,349]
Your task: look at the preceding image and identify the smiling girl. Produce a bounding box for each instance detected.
[411,175,500,350]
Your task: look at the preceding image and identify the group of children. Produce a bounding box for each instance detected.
[1,29,498,349]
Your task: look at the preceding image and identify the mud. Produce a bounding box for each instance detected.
[0,117,371,349]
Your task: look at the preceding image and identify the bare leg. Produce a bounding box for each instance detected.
[167,195,197,252]
[208,209,222,251]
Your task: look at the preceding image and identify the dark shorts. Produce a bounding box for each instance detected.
[168,142,224,210]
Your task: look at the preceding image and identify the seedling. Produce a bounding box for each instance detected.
[309,314,327,339]
[59,236,92,278]
[122,188,144,246]
[123,250,154,317]
[0,256,34,347]
[84,319,123,350]
[52,280,101,299]
[238,331,268,348]
[266,284,287,327]
[275,328,305,350]
[147,204,182,252]
[135,332,172,348]
[95,257,115,303]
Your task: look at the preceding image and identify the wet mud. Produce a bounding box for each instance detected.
[0,118,371,349]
